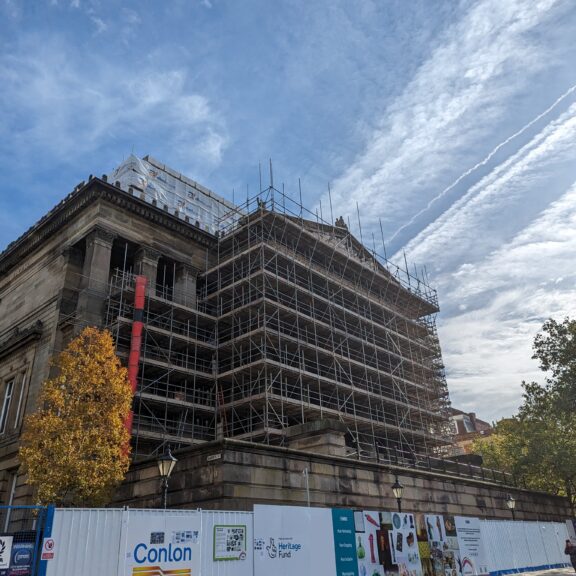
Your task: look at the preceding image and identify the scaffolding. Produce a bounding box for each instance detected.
[105,265,218,459]
[206,184,452,463]
[96,180,452,463]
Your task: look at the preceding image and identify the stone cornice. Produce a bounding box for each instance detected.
[0,178,217,276]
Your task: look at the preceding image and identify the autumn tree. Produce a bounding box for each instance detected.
[19,327,133,506]
[474,317,576,514]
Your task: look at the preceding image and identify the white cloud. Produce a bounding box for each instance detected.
[90,15,107,35]
[321,0,576,421]
[399,100,576,420]
[434,179,576,421]
[122,8,141,26]
[327,0,570,237]
[402,101,576,273]
[0,37,228,170]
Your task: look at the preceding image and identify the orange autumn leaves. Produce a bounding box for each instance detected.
[20,327,133,506]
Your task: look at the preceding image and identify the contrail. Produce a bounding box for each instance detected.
[389,82,576,243]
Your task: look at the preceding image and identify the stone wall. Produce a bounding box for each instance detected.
[115,439,571,522]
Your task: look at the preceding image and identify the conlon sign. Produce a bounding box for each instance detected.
[124,511,201,576]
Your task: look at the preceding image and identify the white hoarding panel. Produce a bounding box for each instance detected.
[455,516,488,575]
[46,508,124,576]
[480,519,570,574]
[201,510,254,576]
[254,505,336,576]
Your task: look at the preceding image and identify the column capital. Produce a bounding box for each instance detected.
[176,262,201,277]
[135,247,162,263]
[85,226,116,246]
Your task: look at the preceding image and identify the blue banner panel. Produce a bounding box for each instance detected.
[332,509,359,576]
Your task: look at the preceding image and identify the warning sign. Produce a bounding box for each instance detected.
[41,538,55,561]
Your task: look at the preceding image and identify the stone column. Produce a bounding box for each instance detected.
[77,226,116,326]
[134,248,160,292]
[173,263,198,308]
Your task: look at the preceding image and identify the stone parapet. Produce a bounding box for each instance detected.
[115,439,570,521]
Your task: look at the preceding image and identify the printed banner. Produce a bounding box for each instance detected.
[123,512,201,576]
[213,525,247,561]
[332,509,359,576]
[0,536,14,574]
[254,505,336,576]
[253,506,487,576]
[8,541,34,576]
[455,517,488,576]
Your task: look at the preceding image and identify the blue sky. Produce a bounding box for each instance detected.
[1,0,576,422]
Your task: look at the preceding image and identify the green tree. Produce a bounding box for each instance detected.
[474,317,576,514]
[19,327,133,506]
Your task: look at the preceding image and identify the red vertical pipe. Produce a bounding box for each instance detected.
[125,275,147,441]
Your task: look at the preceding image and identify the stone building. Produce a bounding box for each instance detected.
[448,408,493,456]
[0,156,570,519]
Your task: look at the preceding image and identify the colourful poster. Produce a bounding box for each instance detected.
[443,515,463,576]
[389,512,422,576]
[351,511,422,576]
[354,510,385,576]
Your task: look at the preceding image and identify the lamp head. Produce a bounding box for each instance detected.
[157,448,178,479]
[391,476,404,500]
[506,494,516,510]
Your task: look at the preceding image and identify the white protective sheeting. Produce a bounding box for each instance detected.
[480,519,569,574]
[46,508,124,576]
[108,155,240,235]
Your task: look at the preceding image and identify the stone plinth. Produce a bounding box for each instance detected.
[114,439,571,522]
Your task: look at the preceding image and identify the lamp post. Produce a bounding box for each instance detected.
[303,467,310,508]
[506,494,516,521]
[392,475,404,513]
[157,448,178,509]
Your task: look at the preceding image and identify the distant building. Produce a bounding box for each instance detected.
[448,407,493,456]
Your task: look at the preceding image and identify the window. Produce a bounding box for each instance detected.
[0,379,14,434]
[462,414,475,433]
[13,372,26,430]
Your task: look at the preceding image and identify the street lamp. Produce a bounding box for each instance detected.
[302,467,310,508]
[157,448,178,509]
[506,494,516,521]
[392,475,404,513]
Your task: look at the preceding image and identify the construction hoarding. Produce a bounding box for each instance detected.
[43,506,568,576]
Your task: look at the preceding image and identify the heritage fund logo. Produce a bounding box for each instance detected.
[266,536,302,559]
